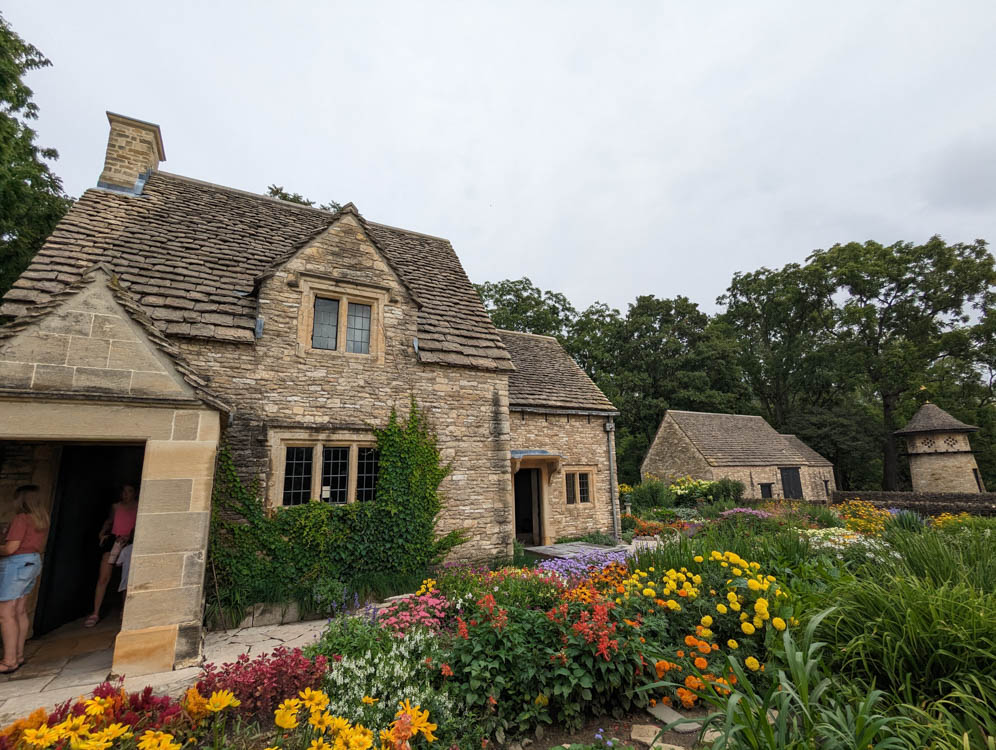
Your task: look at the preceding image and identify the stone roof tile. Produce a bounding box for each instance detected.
[2,172,513,372]
[894,402,979,436]
[498,329,616,412]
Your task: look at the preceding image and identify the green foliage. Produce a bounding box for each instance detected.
[207,398,461,625]
[306,612,394,661]
[647,611,909,750]
[554,531,616,546]
[265,184,341,212]
[627,476,674,512]
[0,13,72,299]
[475,276,578,339]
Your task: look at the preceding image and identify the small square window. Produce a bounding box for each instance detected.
[346,303,372,354]
[578,473,591,503]
[356,447,379,501]
[566,472,577,505]
[283,446,313,505]
[322,446,350,504]
[312,297,339,350]
[760,483,773,499]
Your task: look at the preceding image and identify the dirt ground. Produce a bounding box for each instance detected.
[525,708,710,749]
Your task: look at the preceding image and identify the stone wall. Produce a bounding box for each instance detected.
[177,215,514,561]
[509,410,615,542]
[641,415,712,480]
[0,279,196,401]
[832,490,996,517]
[908,450,984,493]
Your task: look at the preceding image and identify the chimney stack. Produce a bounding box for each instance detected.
[98,112,166,192]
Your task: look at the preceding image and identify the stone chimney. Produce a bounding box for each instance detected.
[98,112,166,192]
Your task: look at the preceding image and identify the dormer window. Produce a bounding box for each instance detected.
[295,275,387,362]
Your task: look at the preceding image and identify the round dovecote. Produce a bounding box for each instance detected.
[895,403,985,493]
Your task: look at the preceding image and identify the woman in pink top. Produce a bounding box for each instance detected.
[1,485,50,673]
[85,484,138,628]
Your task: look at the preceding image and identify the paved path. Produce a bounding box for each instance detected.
[0,618,328,725]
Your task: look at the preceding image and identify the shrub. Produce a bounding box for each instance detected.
[555,531,617,546]
[628,477,675,512]
[306,609,394,661]
[206,399,464,626]
[196,646,328,721]
[378,590,454,636]
[834,500,892,535]
[710,478,745,504]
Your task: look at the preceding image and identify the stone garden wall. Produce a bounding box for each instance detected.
[832,490,996,517]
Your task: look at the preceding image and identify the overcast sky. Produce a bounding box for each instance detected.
[8,2,996,313]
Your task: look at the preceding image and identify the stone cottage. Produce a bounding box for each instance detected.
[641,410,836,500]
[896,402,987,493]
[0,113,617,675]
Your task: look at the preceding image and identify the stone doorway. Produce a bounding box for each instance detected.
[513,468,543,545]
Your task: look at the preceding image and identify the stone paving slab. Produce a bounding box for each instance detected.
[0,618,330,725]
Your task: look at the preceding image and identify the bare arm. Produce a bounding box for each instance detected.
[1,539,21,555]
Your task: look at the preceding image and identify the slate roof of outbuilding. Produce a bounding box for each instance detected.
[894,403,979,436]
[1,172,513,372]
[780,434,833,467]
[497,329,617,413]
[665,410,830,467]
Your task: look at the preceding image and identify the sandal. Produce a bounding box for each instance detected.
[0,662,19,675]
[83,614,99,628]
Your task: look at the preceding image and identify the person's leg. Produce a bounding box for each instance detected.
[14,596,29,664]
[88,553,113,624]
[0,599,18,670]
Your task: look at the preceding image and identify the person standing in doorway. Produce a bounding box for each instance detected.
[0,485,51,674]
[84,484,138,628]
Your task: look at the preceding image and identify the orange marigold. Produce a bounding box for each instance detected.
[684,635,698,647]
[694,657,708,670]
[676,688,697,709]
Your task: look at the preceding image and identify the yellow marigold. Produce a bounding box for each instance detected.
[747,579,761,591]
[772,617,786,631]
[206,690,241,713]
[727,639,739,649]
[183,687,211,720]
[741,622,756,635]
[727,591,738,603]
[716,603,728,614]
[730,601,741,612]
[745,656,761,671]
[642,588,655,597]
[693,555,704,563]
[700,615,713,627]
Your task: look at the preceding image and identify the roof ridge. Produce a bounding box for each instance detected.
[669,409,766,419]
[496,328,561,342]
[157,171,340,216]
[366,220,450,243]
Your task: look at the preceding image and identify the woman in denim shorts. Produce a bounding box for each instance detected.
[1,485,50,674]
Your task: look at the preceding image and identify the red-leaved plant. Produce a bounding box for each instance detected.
[196,646,328,721]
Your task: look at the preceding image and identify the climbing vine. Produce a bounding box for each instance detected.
[206,398,464,626]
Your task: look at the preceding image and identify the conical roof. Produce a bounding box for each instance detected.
[894,403,978,436]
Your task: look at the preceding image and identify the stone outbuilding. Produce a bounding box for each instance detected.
[641,410,836,501]
[895,403,986,493]
[0,113,618,676]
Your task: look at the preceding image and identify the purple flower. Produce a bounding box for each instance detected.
[719,507,772,520]
[537,548,630,583]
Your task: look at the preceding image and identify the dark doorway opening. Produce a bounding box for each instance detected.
[34,444,145,637]
[779,467,804,500]
[513,468,542,545]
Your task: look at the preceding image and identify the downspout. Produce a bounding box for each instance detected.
[605,417,621,541]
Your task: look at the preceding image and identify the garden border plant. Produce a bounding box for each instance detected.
[206,397,465,627]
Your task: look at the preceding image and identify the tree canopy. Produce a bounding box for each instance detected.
[0,13,71,298]
[265,184,341,213]
[478,238,996,490]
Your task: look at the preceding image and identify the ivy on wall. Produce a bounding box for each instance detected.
[206,398,464,626]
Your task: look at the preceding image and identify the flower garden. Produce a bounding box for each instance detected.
[2,493,995,750]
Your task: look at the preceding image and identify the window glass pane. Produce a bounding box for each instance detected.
[760,483,773,499]
[578,473,591,503]
[356,447,379,501]
[283,446,313,505]
[566,472,577,504]
[346,303,371,354]
[322,446,350,504]
[312,297,339,350]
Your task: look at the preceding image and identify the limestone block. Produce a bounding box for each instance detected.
[108,339,165,372]
[140,478,195,513]
[112,625,178,676]
[172,411,200,441]
[128,553,185,592]
[173,622,203,667]
[143,440,217,480]
[198,411,221,442]
[0,402,175,440]
[32,365,74,391]
[2,332,69,365]
[646,703,699,732]
[74,366,132,392]
[92,314,137,341]
[131,371,186,396]
[0,360,34,388]
[123,586,202,631]
[133,510,209,555]
[631,724,662,746]
[181,551,205,587]
[67,336,110,368]
[188,477,214,512]
[38,310,92,336]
